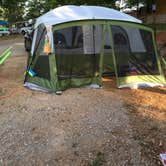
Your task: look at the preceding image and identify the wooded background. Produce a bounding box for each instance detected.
[0,0,155,22]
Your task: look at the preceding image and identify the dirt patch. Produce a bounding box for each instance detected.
[0,35,22,41]
[156,32,166,76]
[119,87,166,166]
[0,36,24,55]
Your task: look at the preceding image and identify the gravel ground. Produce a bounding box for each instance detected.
[0,87,142,166]
[0,37,165,166]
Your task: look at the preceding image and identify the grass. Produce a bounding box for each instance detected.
[0,88,6,96]
[13,105,26,112]
[91,152,105,166]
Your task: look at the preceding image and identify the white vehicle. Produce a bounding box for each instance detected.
[0,27,10,36]
[20,26,32,35]
[20,19,34,35]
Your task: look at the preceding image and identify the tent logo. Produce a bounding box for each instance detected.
[27,68,36,77]
[43,34,51,55]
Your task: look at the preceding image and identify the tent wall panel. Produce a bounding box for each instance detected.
[33,56,50,80]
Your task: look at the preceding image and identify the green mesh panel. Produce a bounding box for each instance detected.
[54,25,102,80]
[32,25,51,80]
[33,56,50,80]
[111,25,160,77]
[103,29,114,75]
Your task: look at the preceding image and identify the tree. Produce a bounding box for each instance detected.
[0,0,118,21]
[0,0,26,22]
[0,6,4,19]
[127,0,156,12]
[25,0,117,20]
[25,0,45,19]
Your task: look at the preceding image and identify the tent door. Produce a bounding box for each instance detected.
[100,24,119,87]
[109,22,165,88]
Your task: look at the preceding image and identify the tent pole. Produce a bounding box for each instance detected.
[98,24,106,85]
[108,23,120,87]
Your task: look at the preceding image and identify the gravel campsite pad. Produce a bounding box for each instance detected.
[0,37,166,166]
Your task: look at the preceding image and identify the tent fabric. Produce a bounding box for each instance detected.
[35,5,141,28]
[0,20,8,25]
[32,5,142,55]
[25,6,166,93]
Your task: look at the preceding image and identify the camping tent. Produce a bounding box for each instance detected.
[24,5,166,93]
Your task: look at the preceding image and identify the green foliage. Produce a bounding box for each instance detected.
[0,7,4,19]
[0,0,118,22]
[25,0,117,20]
[0,0,26,22]
[0,0,158,22]
[25,0,45,19]
[127,0,156,7]
[91,152,105,166]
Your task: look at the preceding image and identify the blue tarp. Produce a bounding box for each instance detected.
[0,20,9,25]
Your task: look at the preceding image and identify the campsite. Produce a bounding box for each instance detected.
[0,2,166,166]
[0,31,166,166]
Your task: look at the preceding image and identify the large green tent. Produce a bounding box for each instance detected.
[24,5,166,93]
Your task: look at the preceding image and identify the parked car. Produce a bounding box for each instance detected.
[10,28,19,35]
[0,27,10,36]
[24,28,34,52]
[20,26,32,35]
[20,19,35,35]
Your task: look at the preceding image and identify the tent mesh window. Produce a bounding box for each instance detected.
[111,25,160,77]
[54,25,102,80]
[33,26,51,80]
[34,25,46,56]
[103,28,114,75]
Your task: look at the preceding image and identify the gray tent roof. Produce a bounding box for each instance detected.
[35,5,142,28]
